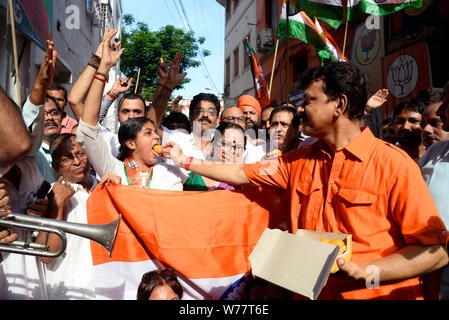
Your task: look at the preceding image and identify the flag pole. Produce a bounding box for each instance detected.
[8,0,22,108]
[135,67,141,94]
[342,0,349,57]
[286,0,290,105]
[269,39,279,100]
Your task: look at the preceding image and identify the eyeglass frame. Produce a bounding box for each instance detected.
[55,151,88,167]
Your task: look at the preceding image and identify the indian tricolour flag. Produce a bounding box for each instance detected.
[314,18,349,62]
[347,0,423,21]
[86,184,291,300]
[299,0,344,29]
[277,2,331,63]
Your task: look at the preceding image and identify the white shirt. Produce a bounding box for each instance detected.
[419,140,449,228]
[76,120,188,190]
[44,177,98,300]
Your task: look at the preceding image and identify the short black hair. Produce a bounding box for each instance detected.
[269,106,297,124]
[189,93,221,118]
[393,97,427,119]
[137,269,183,300]
[299,62,368,121]
[118,93,148,114]
[416,87,444,106]
[48,83,68,104]
[162,112,192,133]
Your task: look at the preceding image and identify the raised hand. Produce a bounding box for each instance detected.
[49,177,76,209]
[111,77,133,95]
[99,28,125,70]
[158,52,187,90]
[366,89,389,113]
[30,40,58,106]
[170,95,183,112]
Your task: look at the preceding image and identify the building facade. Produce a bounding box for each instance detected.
[217,0,259,108]
[1,0,122,132]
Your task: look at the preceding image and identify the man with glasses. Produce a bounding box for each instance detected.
[36,133,109,300]
[220,106,246,130]
[188,93,222,159]
[419,81,449,299]
[37,95,64,183]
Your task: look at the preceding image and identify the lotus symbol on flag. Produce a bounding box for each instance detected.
[391,59,414,96]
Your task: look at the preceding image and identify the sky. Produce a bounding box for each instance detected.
[121,0,225,99]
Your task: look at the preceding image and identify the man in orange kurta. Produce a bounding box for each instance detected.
[162,62,449,300]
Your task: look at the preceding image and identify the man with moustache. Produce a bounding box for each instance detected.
[417,88,449,149]
[188,93,222,159]
[36,95,64,183]
[47,83,78,134]
[419,81,449,299]
[162,62,449,300]
[392,97,426,162]
[238,95,262,140]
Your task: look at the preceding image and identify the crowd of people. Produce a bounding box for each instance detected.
[0,27,448,300]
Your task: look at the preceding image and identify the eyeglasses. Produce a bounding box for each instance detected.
[142,268,178,283]
[192,107,217,116]
[222,116,245,123]
[58,151,88,166]
[45,110,62,118]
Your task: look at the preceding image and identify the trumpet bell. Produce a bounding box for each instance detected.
[0,213,120,259]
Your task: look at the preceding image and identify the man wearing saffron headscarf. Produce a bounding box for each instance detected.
[238,95,262,136]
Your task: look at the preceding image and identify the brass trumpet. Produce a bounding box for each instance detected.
[0,212,120,258]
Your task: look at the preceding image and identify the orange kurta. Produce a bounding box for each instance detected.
[243,127,448,300]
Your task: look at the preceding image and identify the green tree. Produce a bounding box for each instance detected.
[120,14,210,101]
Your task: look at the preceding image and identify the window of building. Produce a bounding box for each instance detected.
[265,0,278,30]
[233,47,239,78]
[225,57,231,85]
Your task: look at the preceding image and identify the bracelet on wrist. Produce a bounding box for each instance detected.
[94,75,108,83]
[88,62,99,70]
[95,71,109,82]
[106,92,117,101]
[109,89,118,98]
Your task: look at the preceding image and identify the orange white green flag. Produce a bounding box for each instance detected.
[86,184,291,300]
[277,3,331,63]
[314,18,349,62]
[347,0,424,21]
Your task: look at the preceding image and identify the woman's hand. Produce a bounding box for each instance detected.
[100,173,122,188]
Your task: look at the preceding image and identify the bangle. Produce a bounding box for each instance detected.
[109,89,118,98]
[106,92,116,101]
[157,83,173,92]
[88,62,99,70]
[94,75,108,83]
[95,71,109,82]
[184,156,193,171]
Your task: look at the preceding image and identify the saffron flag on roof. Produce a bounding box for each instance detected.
[299,0,344,29]
[277,3,331,63]
[87,184,291,300]
[246,40,271,109]
[347,0,424,21]
[314,18,349,62]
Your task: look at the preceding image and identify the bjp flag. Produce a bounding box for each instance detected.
[246,40,271,109]
[87,184,291,300]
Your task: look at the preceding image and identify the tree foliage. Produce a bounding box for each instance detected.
[120,14,210,101]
